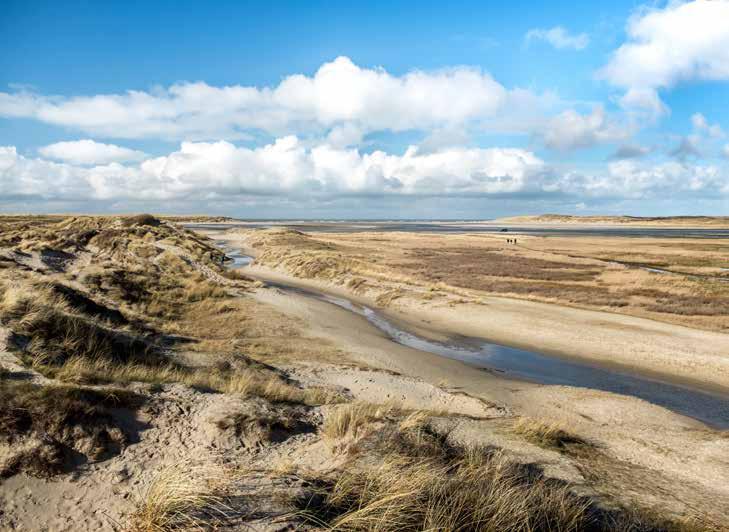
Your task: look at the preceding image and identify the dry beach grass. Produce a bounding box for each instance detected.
[240,227,729,331]
[496,214,729,227]
[299,411,703,532]
[0,215,726,530]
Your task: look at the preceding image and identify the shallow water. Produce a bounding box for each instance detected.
[188,221,729,239]
[227,250,253,267]
[223,247,729,428]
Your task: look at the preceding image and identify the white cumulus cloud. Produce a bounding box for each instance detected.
[618,87,669,121]
[0,57,552,141]
[2,138,727,208]
[541,106,629,151]
[39,139,147,164]
[691,113,724,138]
[554,159,728,199]
[0,139,547,202]
[0,146,95,200]
[600,0,729,90]
[670,113,726,160]
[525,26,589,50]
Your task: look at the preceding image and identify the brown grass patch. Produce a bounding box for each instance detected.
[513,417,588,449]
[298,420,681,531]
[322,402,396,442]
[0,379,143,478]
[245,227,729,328]
[129,462,230,531]
[407,247,601,282]
[644,293,729,316]
[121,213,161,227]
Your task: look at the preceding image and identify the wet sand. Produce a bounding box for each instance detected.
[256,278,729,428]
[187,221,729,238]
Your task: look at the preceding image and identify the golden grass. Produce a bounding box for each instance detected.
[317,451,590,531]
[243,228,729,330]
[322,402,396,442]
[129,463,230,531]
[298,418,623,532]
[296,418,700,532]
[54,356,342,405]
[397,410,431,432]
[0,281,156,368]
[169,291,352,367]
[0,215,348,388]
[513,417,587,449]
[182,277,228,302]
[0,228,347,407]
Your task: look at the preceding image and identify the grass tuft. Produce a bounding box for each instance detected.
[513,417,588,449]
[322,402,396,442]
[129,463,229,531]
[51,356,342,405]
[0,379,143,478]
[297,419,695,532]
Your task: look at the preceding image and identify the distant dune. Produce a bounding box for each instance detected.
[497,214,729,227]
[0,214,236,224]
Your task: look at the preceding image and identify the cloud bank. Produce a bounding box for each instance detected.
[3,8,729,217]
[540,106,629,151]
[2,139,726,207]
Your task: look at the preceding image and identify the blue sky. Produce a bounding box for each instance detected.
[1,0,728,218]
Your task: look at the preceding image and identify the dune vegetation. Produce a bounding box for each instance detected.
[238,227,729,331]
[297,409,704,532]
[495,214,729,227]
[0,215,723,530]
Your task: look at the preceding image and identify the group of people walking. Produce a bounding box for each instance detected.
[506,238,518,244]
